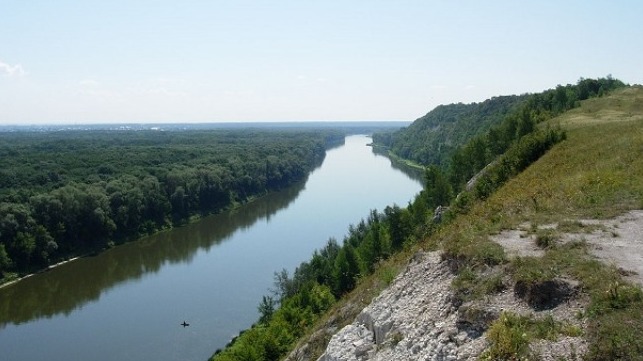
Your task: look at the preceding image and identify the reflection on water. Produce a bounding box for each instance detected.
[370,144,425,183]
[0,182,305,328]
[0,135,423,361]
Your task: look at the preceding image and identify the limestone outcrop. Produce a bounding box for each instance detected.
[316,252,486,361]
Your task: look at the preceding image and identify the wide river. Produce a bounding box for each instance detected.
[0,135,423,361]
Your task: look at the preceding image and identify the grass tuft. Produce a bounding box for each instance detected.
[481,312,582,360]
[534,228,559,249]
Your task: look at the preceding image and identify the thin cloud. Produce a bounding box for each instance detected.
[0,60,26,77]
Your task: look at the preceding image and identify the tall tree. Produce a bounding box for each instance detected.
[332,244,360,296]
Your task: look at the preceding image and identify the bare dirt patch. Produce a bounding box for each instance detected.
[490,225,544,258]
[491,211,643,287]
[573,210,643,287]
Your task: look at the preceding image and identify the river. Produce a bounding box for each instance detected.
[0,135,423,361]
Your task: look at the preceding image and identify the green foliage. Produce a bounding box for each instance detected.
[257,295,276,325]
[0,243,11,269]
[422,165,453,209]
[378,266,398,286]
[443,233,506,269]
[374,77,625,200]
[452,267,506,303]
[589,281,643,316]
[373,95,528,166]
[467,125,565,199]
[211,283,335,361]
[375,76,625,171]
[480,312,531,360]
[587,303,643,360]
[212,79,633,360]
[481,312,583,360]
[0,129,343,279]
[332,244,361,296]
[383,205,412,250]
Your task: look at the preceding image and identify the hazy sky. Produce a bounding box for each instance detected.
[1,1,641,124]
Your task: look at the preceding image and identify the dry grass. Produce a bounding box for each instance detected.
[474,87,643,360]
[481,87,643,223]
[431,86,643,360]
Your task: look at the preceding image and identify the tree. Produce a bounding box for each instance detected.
[384,205,409,250]
[424,165,453,210]
[273,268,296,301]
[257,295,276,325]
[332,244,360,296]
[0,243,11,271]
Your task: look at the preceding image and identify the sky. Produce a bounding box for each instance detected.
[1,1,642,125]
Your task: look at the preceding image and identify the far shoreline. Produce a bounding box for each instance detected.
[0,256,82,290]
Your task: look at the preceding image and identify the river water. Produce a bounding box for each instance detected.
[0,135,423,361]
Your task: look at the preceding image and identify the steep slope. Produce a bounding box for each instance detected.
[296,86,643,360]
[372,95,527,166]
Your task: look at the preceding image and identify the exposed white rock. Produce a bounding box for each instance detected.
[316,252,487,361]
[316,324,374,361]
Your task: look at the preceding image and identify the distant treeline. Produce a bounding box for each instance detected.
[210,76,627,361]
[0,129,344,279]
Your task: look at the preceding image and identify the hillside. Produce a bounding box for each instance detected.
[289,86,643,360]
[372,95,527,167]
[373,77,626,172]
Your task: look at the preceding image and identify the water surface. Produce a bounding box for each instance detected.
[0,135,423,361]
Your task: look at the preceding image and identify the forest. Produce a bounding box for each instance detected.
[0,129,344,281]
[210,76,627,361]
[372,94,527,166]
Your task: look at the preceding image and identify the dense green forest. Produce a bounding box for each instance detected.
[210,77,627,361]
[372,95,527,166]
[0,129,344,281]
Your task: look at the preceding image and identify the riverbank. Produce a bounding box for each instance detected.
[368,142,425,172]
[0,256,82,289]
[0,129,340,286]
[0,180,308,289]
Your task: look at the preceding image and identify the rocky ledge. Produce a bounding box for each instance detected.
[312,248,588,361]
[317,252,486,361]
[287,211,643,361]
